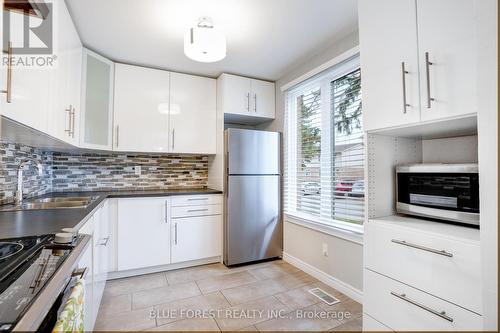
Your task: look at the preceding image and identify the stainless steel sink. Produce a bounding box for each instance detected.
[31,196,96,203]
[0,196,99,212]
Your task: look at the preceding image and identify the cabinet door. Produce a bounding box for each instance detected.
[48,0,82,145]
[113,64,170,152]
[77,217,94,331]
[250,79,275,119]
[171,215,222,263]
[117,198,170,271]
[219,74,251,116]
[417,0,477,121]
[0,11,50,132]
[77,239,94,332]
[91,208,105,325]
[358,0,420,131]
[169,72,216,154]
[80,49,114,150]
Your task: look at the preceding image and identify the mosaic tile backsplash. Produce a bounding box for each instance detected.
[51,152,208,192]
[0,141,53,205]
[0,140,209,204]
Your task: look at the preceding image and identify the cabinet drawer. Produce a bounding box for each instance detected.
[365,221,481,314]
[363,313,393,331]
[171,204,222,218]
[171,195,222,207]
[364,269,482,331]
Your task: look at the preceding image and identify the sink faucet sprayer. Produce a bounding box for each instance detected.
[16,159,43,205]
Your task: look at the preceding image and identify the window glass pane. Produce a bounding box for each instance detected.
[296,87,321,216]
[284,55,364,231]
[331,68,364,225]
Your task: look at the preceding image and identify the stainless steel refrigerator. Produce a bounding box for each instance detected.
[224,128,282,266]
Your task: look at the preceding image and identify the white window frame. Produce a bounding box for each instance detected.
[284,54,364,237]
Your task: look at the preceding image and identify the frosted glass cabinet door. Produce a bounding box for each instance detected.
[80,48,114,150]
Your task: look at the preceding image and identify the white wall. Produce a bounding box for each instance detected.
[259,31,363,294]
[422,135,478,163]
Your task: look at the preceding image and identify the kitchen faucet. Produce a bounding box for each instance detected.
[16,159,43,205]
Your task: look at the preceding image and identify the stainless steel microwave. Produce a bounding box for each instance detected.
[396,163,479,226]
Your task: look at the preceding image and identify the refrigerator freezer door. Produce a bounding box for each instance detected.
[226,128,280,175]
[225,175,281,265]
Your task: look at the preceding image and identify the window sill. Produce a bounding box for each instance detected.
[284,213,364,245]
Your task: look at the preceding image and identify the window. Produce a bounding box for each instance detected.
[284,55,364,232]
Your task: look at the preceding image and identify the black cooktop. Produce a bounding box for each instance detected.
[0,235,73,332]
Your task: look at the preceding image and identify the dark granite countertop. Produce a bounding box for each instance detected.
[0,188,223,239]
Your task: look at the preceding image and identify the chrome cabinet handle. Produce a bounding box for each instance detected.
[100,237,109,246]
[425,52,435,108]
[164,201,168,223]
[1,42,13,103]
[391,239,453,257]
[187,208,209,213]
[171,129,175,150]
[254,94,257,112]
[65,105,73,135]
[187,198,209,201]
[390,292,453,322]
[72,267,88,279]
[401,62,410,114]
[115,125,119,147]
[246,93,250,111]
[71,106,76,138]
[174,223,178,245]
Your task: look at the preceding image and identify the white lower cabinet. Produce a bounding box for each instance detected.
[76,219,94,332]
[115,195,222,271]
[363,313,393,332]
[365,218,482,314]
[170,195,223,264]
[171,215,222,263]
[76,200,111,331]
[92,201,111,323]
[116,197,171,271]
[364,269,482,331]
[364,217,482,331]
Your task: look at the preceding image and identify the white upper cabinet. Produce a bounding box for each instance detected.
[359,0,478,132]
[219,73,275,124]
[0,11,51,133]
[80,48,114,150]
[113,65,216,154]
[219,74,251,116]
[48,0,82,145]
[169,72,216,154]
[359,0,420,132]
[250,79,276,119]
[417,0,476,121]
[113,64,170,152]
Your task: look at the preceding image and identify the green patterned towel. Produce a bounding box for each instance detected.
[52,279,85,333]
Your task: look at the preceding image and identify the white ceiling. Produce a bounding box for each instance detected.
[66,0,358,81]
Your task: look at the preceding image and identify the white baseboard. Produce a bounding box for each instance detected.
[282,252,363,304]
[107,256,221,280]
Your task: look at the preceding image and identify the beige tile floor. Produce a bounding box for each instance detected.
[94,260,363,331]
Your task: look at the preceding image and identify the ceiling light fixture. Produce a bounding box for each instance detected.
[184,16,226,63]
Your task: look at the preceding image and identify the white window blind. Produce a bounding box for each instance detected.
[284,55,364,231]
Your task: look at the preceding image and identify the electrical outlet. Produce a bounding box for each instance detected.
[135,166,141,175]
[322,243,328,257]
